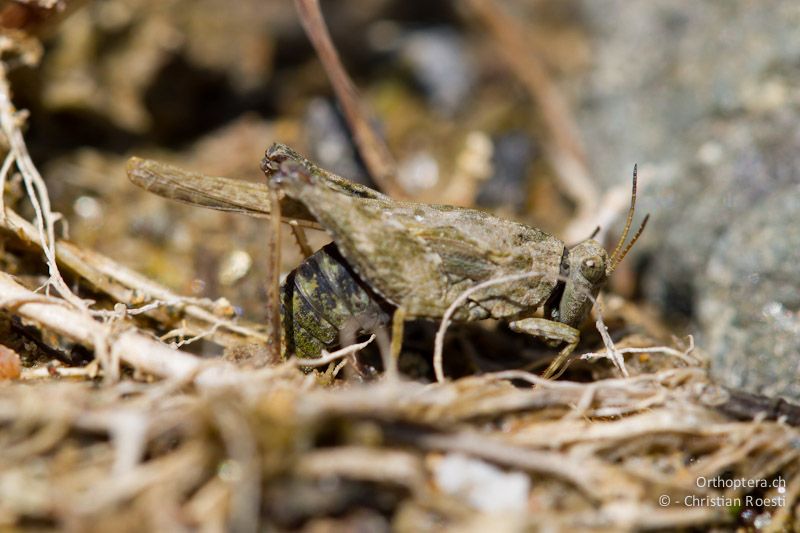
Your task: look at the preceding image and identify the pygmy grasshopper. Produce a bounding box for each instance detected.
[128,143,647,379]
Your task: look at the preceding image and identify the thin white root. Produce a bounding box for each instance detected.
[582,335,699,367]
[292,334,376,368]
[0,64,86,309]
[161,323,223,348]
[594,308,629,377]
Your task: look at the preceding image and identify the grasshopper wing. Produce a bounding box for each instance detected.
[127,143,394,228]
[398,205,563,319]
[127,157,321,228]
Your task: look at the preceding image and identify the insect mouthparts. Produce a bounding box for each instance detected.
[261,144,296,175]
[260,156,280,174]
[261,151,288,174]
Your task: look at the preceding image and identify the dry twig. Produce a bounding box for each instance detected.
[294,0,403,198]
[292,334,375,368]
[433,270,552,383]
[265,185,283,359]
[0,271,252,387]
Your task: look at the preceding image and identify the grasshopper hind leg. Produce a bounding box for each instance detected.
[508,318,580,378]
[281,243,392,364]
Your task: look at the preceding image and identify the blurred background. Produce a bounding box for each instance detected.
[5,0,800,398]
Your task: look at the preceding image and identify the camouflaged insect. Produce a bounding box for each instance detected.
[128,143,647,378]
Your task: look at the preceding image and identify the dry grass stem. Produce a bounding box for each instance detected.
[0,360,798,529]
[0,271,254,387]
[594,309,629,377]
[0,208,268,347]
[294,0,403,198]
[265,186,283,359]
[582,335,699,367]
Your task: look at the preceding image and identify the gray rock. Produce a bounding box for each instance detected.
[637,110,800,399]
[577,1,800,189]
[570,0,800,398]
[641,113,800,320]
[701,185,800,399]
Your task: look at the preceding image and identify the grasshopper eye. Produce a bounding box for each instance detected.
[581,256,605,283]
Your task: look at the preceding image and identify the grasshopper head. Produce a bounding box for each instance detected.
[550,165,649,328]
[552,240,609,327]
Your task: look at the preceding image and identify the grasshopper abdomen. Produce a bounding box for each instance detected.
[281,242,391,358]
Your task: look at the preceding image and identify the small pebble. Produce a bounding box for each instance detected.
[218,249,252,286]
[433,453,530,512]
[397,151,439,194]
[74,195,103,220]
[0,345,22,380]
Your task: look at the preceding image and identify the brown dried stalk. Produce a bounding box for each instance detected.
[265,185,283,359]
[294,0,403,198]
[0,58,268,349]
[1,363,798,530]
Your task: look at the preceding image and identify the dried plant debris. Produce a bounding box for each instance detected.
[0,3,799,532]
[1,368,800,530]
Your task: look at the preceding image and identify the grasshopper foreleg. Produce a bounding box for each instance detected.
[509,318,580,379]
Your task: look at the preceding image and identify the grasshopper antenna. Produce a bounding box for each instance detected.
[607,164,649,273]
[609,214,649,272]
